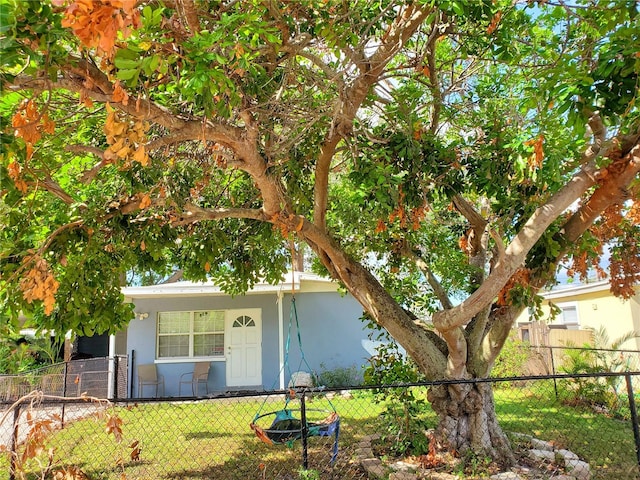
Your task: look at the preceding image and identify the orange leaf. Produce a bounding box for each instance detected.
[15,179,28,193]
[458,234,469,254]
[112,81,129,105]
[62,0,140,58]
[7,160,29,191]
[42,114,56,134]
[130,443,141,461]
[80,90,94,108]
[105,414,123,442]
[7,160,21,181]
[11,111,26,129]
[132,145,148,166]
[487,11,502,35]
[13,100,42,146]
[139,193,151,209]
[19,256,59,314]
[524,134,544,168]
[115,143,130,158]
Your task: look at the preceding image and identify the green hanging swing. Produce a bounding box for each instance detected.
[250,297,340,462]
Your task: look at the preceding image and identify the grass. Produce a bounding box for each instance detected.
[3,394,383,479]
[494,381,639,480]
[2,385,639,479]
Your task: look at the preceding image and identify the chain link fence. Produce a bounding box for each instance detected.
[1,372,639,480]
[0,356,128,402]
[521,346,640,378]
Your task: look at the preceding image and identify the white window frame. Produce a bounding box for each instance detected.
[551,302,580,329]
[156,310,225,362]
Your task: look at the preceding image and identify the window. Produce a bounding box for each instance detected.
[233,315,255,328]
[157,311,224,359]
[550,303,580,330]
[560,305,578,327]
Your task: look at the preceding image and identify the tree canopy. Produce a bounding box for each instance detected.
[2,0,640,463]
[1,0,639,374]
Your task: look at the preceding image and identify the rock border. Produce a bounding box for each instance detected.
[356,432,591,480]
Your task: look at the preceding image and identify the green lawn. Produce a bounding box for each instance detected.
[2,387,638,479]
[494,381,639,480]
[4,395,383,479]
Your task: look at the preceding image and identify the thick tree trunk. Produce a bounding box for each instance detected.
[427,382,516,467]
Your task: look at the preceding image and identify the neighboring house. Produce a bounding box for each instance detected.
[121,271,370,397]
[515,280,640,350]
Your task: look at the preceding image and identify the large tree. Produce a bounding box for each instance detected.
[1,0,639,465]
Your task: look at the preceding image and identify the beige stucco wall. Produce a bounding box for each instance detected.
[516,284,640,350]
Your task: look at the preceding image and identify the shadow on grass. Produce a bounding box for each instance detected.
[183,430,235,440]
[495,387,640,480]
[159,435,367,480]
[53,405,379,480]
[156,414,377,480]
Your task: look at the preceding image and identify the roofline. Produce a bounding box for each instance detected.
[121,271,337,299]
[541,280,611,300]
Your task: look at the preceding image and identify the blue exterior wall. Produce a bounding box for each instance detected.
[125,289,369,397]
[280,292,369,380]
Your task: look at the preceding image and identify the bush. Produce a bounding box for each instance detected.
[558,326,640,418]
[492,332,532,385]
[364,340,430,456]
[0,335,61,374]
[316,364,362,388]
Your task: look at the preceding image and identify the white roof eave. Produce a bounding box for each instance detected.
[541,279,610,300]
[121,272,336,299]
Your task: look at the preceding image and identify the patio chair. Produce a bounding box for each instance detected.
[137,364,164,397]
[179,362,210,396]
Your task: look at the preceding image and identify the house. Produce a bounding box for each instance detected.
[120,271,370,397]
[515,280,640,350]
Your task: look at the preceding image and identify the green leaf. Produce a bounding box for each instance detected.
[0,3,15,35]
[116,68,139,81]
[450,1,465,16]
[114,57,141,70]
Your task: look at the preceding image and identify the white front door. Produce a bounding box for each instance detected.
[225,309,262,387]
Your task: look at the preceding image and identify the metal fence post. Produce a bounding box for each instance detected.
[9,403,20,480]
[549,346,558,398]
[625,373,640,469]
[130,350,136,399]
[300,390,309,470]
[62,361,68,427]
[113,355,119,400]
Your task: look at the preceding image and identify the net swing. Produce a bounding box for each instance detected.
[250,292,340,462]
